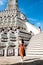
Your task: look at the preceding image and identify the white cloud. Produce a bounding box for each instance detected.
[27,18,37,21]
[27,18,41,27]
[0,0,4,5]
[28,18,41,26]
[37,22,41,26]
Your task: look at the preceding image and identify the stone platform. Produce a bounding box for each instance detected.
[0,56,43,65]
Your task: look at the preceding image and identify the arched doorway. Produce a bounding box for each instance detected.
[7,47,15,56]
[0,48,5,56]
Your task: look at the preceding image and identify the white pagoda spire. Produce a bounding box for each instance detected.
[7,0,18,10]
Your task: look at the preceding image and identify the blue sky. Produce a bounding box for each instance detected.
[0,0,43,30]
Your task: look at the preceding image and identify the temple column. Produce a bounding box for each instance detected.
[4,42,8,56]
[4,47,7,56]
[15,40,19,56]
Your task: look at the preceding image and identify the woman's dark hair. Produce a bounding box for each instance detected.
[10,27,12,30]
[19,39,24,44]
[2,28,4,31]
[22,39,24,43]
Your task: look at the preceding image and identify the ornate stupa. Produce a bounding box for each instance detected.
[0,0,32,56]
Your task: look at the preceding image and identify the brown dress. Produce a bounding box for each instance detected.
[19,44,25,57]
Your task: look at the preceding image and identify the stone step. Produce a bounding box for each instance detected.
[26,32,43,56]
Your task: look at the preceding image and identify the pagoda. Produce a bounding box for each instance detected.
[0,0,32,56]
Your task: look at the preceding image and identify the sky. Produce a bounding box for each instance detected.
[0,0,43,30]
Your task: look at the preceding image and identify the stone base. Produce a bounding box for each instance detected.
[0,47,19,56]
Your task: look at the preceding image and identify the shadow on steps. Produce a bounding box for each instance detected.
[12,60,43,65]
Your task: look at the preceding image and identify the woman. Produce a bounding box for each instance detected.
[19,39,25,62]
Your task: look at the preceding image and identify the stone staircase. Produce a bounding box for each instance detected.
[26,32,43,56]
